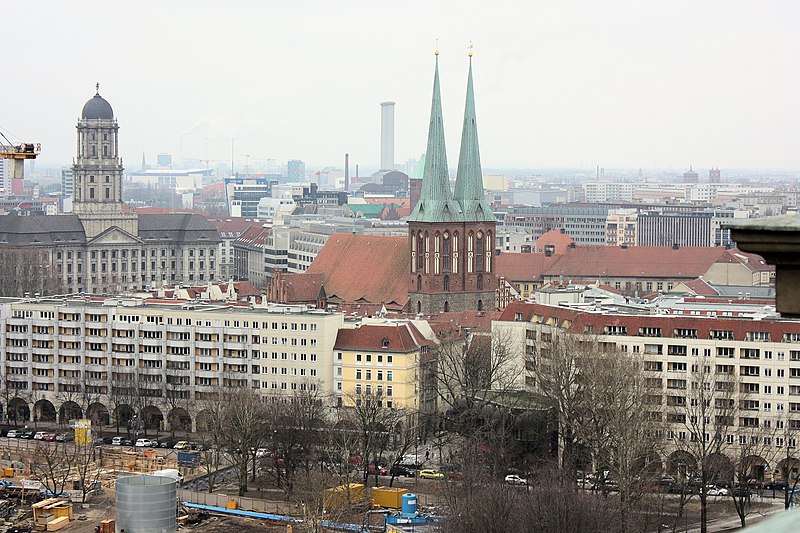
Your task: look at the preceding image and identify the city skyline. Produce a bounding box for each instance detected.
[3,0,799,171]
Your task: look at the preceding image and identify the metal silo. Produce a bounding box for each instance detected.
[116,475,177,533]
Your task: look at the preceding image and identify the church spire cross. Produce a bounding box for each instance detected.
[95,82,100,95]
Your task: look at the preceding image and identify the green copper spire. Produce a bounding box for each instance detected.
[454,55,495,223]
[408,53,461,223]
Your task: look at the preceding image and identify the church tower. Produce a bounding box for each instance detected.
[408,52,496,314]
[73,86,138,238]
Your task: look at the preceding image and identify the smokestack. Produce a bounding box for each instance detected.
[380,102,395,171]
[344,153,349,192]
[355,164,359,184]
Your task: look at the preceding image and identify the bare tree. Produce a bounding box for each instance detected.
[222,386,269,495]
[573,347,661,533]
[0,248,63,297]
[727,426,776,528]
[26,441,75,497]
[267,386,329,495]
[194,388,228,493]
[667,360,738,533]
[340,389,404,485]
[776,418,800,510]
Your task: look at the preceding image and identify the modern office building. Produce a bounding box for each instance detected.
[287,160,306,181]
[503,206,610,245]
[637,211,713,247]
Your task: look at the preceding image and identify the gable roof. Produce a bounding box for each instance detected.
[334,322,428,353]
[541,246,742,279]
[535,229,574,254]
[495,252,561,283]
[307,233,408,310]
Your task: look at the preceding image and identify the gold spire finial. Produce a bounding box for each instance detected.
[468,41,474,58]
[435,38,439,56]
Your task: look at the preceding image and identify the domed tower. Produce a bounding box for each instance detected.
[73,85,137,238]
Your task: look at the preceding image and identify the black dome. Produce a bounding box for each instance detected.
[82,93,114,120]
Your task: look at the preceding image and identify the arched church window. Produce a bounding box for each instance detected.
[442,232,451,272]
[443,275,450,292]
[417,275,422,292]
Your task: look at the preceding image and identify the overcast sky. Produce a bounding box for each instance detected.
[4,0,799,172]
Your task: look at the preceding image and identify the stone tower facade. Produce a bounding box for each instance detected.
[407,54,496,315]
[72,87,138,239]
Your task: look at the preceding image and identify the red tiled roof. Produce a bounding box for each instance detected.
[234,225,270,247]
[207,217,262,236]
[680,278,718,296]
[427,310,501,333]
[365,198,410,208]
[306,233,409,310]
[135,207,207,216]
[495,252,561,283]
[273,272,325,303]
[542,246,753,280]
[535,229,574,254]
[497,302,800,340]
[334,323,428,353]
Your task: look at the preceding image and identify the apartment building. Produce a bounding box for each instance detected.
[493,302,800,479]
[503,206,609,245]
[0,297,343,431]
[333,321,431,420]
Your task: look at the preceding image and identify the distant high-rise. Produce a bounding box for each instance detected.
[683,166,699,184]
[61,167,74,211]
[709,167,721,183]
[156,153,172,168]
[287,159,306,181]
[380,101,395,171]
[0,159,9,196]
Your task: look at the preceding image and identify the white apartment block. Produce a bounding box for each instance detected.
[582,182,636,203]
[494,302,800,481]
[0,297,343,431]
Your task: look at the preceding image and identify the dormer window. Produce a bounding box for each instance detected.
[381,337,390,348]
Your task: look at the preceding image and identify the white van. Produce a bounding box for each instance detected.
[153,468,184,485]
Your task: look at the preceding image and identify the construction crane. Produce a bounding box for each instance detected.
[0,127,41,180]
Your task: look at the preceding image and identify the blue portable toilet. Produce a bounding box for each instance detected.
[401,493,418,517]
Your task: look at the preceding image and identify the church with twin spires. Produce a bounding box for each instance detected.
[407,51,497,314]
[270,52,497,315]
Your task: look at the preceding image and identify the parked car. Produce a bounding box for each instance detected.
[111,436,123,446]
[706,485,729,496]
[20,431,35,439]
[122,438,133,446]
[134,438,152,447]
[54,433,73,442]
[33,432,47,440]
[173,441,190,450]
[504,474,528,486]
[390,465,416,478]
[732,486,752,497]
[6,430,20,438]
[764,480,788,491]
[42,434,57,442]
[419,469,444,480]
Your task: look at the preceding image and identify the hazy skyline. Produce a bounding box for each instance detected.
[4,0,799,172]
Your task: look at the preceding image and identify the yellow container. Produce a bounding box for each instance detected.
[226,500,238,510]
[323,483,365,511]
[2,468,13,477]
[372,487,407,509]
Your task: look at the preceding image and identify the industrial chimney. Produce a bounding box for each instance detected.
[380,102,395,171]
[344,153,350,192]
